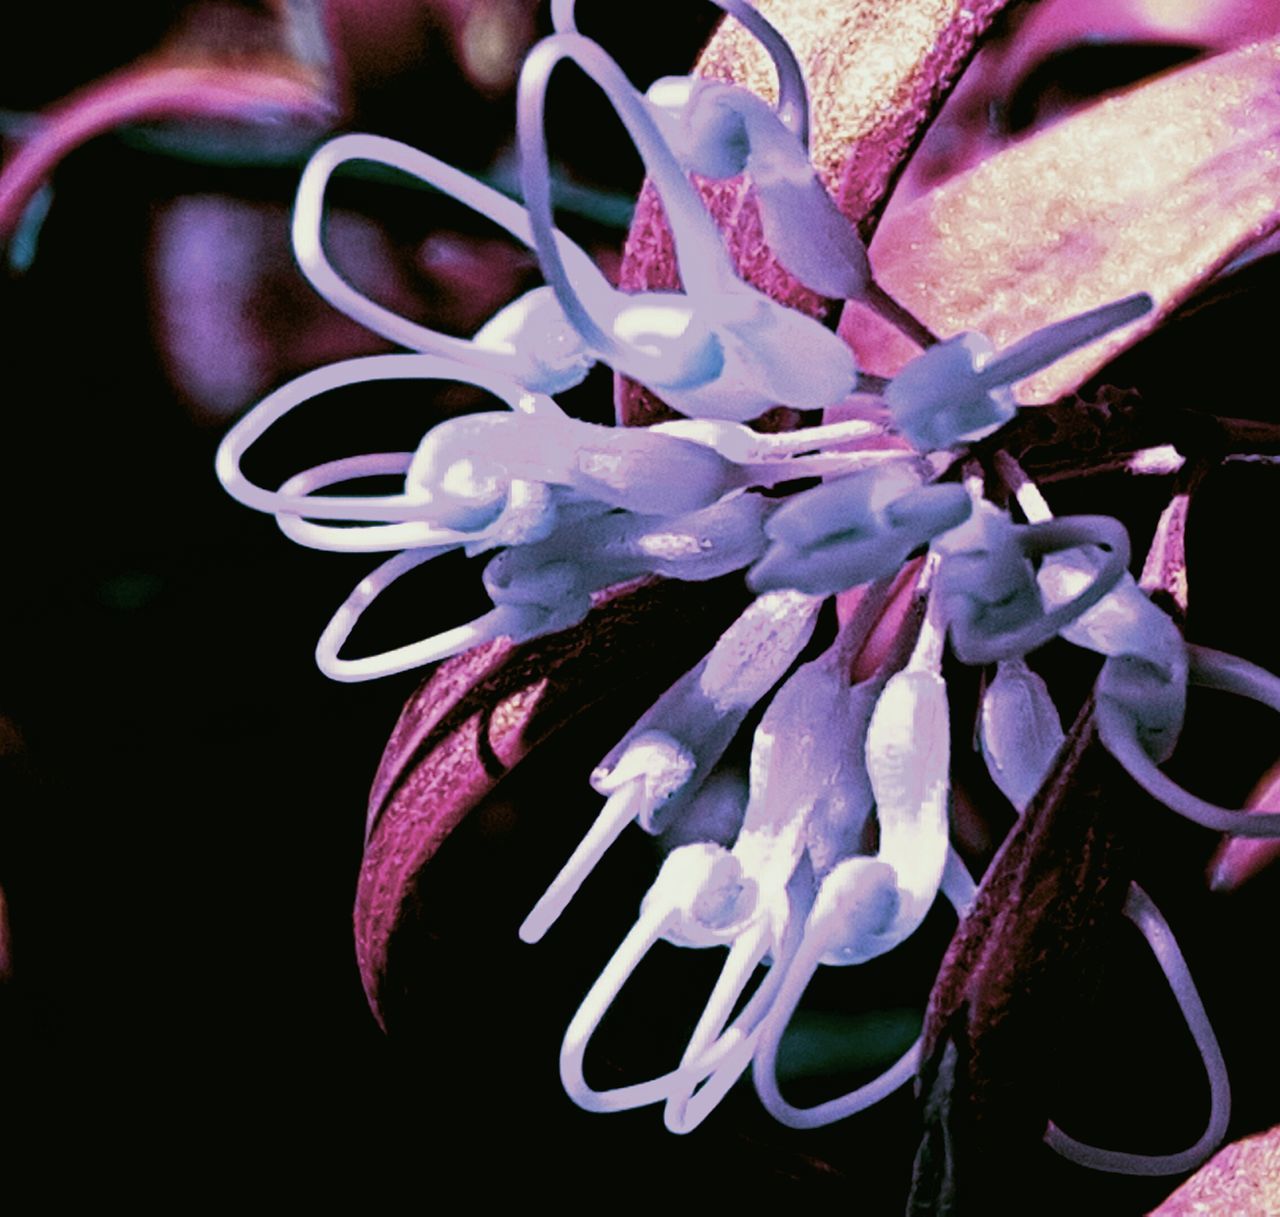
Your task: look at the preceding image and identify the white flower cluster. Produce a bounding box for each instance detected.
[215,0,1280,1165]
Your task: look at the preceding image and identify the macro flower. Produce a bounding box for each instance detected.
[210,0,1280,1205]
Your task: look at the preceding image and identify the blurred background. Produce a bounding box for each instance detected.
[1,0,1277,1206]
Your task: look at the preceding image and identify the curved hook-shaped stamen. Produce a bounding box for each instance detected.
[559,871,695,1113]
[558,843,753,1113]
[520,589,823,942]
[215,352,561,522]
[750,858,902,1128]
[749,850,973,1130]
[1044,884,1230,1176]
[664,1034,759,1134]
[315,548,568,682]
[1098,645,1280,838]
[315,499,771,685]
[551,0,809,146]
[661,580,932,1131]
[705,0,810,144]
[563,589,910,1123]
[1001,454,1190,764]
[756,1006,922,1131]
[276,453,423,553]
[293,132,598,393]
[277,453,561,555]
[273,452,550,554]
[518,33,857,419]
[663,882,815,1135]
[520,33,734,346]
[942,514,1132,666]
[664,599,925,1129]
[1009,516,1133,653]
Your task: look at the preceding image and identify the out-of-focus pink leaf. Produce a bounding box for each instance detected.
[414,233,538,333]
[325,0,538,105]
[436,0,539,95]
[149,195,395,421]
[0,60,334,245]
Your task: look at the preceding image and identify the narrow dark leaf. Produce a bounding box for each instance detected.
[907,703,1139,1213]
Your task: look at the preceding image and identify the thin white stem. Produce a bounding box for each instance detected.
[652,415,885,462]
[518,33,736,356]
[315,550,531,682]
[274,453,476,553]
[293,133,609,373]
[559,893,688,1112]
[978,294,1151,388]
[746,449,910,486]
[550,0,809,146]
[1044,883,1230,1176]
[751,914,920,1129]
[519,779,653,943]
[216,352,552,521]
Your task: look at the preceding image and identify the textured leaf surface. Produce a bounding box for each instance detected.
[356,576,749,1026]
[861,39,1280,396]
[1148,1125,1280,1216]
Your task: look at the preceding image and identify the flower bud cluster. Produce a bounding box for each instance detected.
[215,0,1280,1164]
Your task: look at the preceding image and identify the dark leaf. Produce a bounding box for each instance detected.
[356,575,751,1028]
[908,702,1139,1213]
